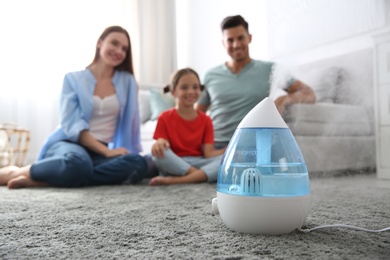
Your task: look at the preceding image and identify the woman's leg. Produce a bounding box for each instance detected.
[0,165,43,187]
[0,166,22,185]
[6,165,49,189]
[88,153,147,186]
[7,141,94,189]
[30,141,93,187]
[143,153,159,178]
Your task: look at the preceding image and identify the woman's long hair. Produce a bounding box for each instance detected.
[88,25,134,74]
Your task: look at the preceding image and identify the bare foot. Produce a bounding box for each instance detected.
[148,176,173,186]
[7,176,48,189]
[148,170,208,185]
[0,166,21,185]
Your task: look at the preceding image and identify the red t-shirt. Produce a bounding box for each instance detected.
[153,108,214,156]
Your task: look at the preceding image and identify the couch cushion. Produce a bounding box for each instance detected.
[139,90,152,123]
[333,67,373,107]
[297,67,340,103]
[284,102,372,136]
[291,49,374,108]
[149,88,175,121]
[140,120,157,154]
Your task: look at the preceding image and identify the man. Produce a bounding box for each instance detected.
[196,15,316,149]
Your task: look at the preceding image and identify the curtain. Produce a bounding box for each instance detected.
[0,0,177,164]
[137,0,177,85]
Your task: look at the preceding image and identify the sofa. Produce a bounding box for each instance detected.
[138,49,376,174]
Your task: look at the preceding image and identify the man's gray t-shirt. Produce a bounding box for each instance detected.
[198,60,275,143]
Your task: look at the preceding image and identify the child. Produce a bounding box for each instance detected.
[149,68,226,186]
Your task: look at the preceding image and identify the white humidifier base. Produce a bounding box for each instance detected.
[212,192,311,235]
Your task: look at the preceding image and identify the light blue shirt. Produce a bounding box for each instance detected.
[199,60,290,143]
[38,69,141,159]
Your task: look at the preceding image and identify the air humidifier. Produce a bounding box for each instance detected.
[211,97,311,235]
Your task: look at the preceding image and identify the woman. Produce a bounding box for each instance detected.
[0,26,147,188]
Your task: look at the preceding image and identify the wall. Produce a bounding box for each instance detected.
[175,0,269,80]
[268,0,390,66]
[175,0,390,77]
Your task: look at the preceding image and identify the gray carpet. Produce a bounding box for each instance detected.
[1,172,389,259]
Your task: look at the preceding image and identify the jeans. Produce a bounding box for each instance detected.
[153,149,223,182]
[30,141,147,187]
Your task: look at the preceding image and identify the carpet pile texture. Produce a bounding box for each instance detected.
[1,172,389,259]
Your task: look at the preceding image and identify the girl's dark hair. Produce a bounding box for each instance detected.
[220,15,249,32]
[88,25,134,74]
[163,68,204,93]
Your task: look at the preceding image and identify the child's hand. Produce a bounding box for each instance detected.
[152,138,170,158]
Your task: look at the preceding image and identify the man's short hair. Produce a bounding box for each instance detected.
[220,15,249,32]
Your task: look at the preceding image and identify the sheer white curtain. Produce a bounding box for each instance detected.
[0,0,176,164]
[137,0,177,85]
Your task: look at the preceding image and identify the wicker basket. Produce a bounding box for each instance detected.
[0,124,30,167]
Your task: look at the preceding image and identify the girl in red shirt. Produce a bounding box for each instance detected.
[149,68,226,185]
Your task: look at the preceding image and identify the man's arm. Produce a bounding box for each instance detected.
[195,103,209,112]
[274,80,316,115]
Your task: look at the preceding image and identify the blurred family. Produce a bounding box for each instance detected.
[0,15,315,189]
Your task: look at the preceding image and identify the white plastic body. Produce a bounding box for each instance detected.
[238,97,288,129]
[214,192,311,235]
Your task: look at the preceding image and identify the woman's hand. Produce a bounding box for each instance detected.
[152,138,170,158]
[79,130,129,158]
[104,147,129,158]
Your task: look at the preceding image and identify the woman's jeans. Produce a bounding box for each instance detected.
[30,141,147,187]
